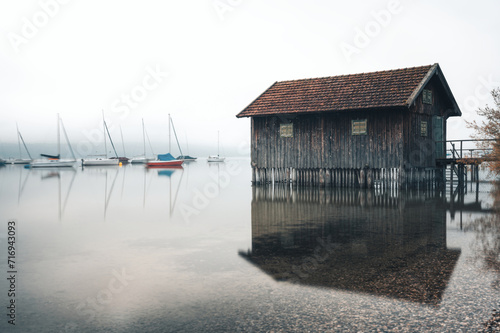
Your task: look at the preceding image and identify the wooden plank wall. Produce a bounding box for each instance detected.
[251,109,405,170]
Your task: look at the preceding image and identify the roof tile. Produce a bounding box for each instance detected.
[237,65,434,117]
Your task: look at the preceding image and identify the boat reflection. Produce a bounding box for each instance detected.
[240,186,461,306]
[157,166,183,178]
[141,166,184,216]
[38,168,77,220]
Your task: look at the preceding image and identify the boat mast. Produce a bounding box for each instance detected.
[16,123,21,158]
[102,111,107,157]
[170,116,183,157]
[59,117,76,160]
[57,113,61,158]
[168,113,171,154]
[217,130,220,157]
[145,125,155,156]
[103,117,119,158]
[120,125,126,157]
[142,118,146,157]
[17,124,32,160]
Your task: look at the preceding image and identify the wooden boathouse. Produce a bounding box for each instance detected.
[236,64,462,188]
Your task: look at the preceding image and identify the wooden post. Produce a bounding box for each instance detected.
[398,166,405,190]
[450,164,454,195]
[359,169,366,188]
[367,168,373,189]
[458,164,464,194]
[325,169,331,187]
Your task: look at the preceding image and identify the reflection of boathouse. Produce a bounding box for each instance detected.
[239,187,461,305]
[236,64,461,188]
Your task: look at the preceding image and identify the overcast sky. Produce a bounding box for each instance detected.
[1,0,499,157]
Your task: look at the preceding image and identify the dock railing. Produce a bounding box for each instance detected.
[437,139,495,161]
[435,139,496,194]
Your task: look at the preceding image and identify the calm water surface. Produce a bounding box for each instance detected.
[0,159,499,332]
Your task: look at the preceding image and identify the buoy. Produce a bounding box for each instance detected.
[119,162,122,166]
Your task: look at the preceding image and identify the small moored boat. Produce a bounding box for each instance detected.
[30,114,76,168]
[146,153,183,168]
[82,112,120,166]
[207,131,225,162]
[177,155,197,161]
[82,156,119,166]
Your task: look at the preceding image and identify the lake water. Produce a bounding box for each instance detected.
[0,159,499,332]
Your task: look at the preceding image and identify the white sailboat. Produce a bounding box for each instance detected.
[207,131,225,162]
[7,123,32,164]
[82,156,119,166]
[31,114,76,168]
[82,112,119,166]
[130,119,152,164]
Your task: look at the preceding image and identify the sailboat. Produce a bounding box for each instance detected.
[7,124,32,164]
[176,127,197,161]
[146,114,184,168]
[130,119,152,164]
[30,114,77,168]
[169,116,196,161]
[207,131,225,162]
[109,124,129,164]
[82,113,119,166]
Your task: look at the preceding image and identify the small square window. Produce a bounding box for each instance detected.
[421,121,428,137]
[352,119,367,135]
[280,123,293,138]
[423,89,432,104]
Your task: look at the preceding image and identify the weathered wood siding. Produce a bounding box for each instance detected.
[251,83,450,172]
[251,109,404,170]
[404,78,450,168]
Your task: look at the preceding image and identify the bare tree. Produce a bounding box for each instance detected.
[467,88,500,174]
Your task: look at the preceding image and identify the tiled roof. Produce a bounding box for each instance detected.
[236,64,436,118]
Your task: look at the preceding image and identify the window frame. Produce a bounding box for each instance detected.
[423,89,433,105]
[351,119,367,135]
[280,123,293,138]
[420,120,428,137]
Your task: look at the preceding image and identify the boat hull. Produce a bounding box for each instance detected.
[31,160,76,168]
[146,160,184,168]
[110,157,129,163]
[130,157,150,164]
[207,156,225,162]
[7,159,32,165]
[82,158,120,166]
